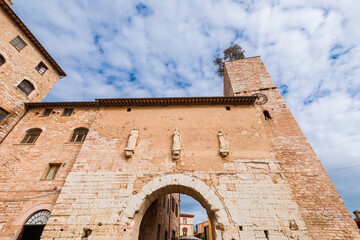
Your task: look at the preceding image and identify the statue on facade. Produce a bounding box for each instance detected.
[217,130,229,157]
[124,127,139,158]
[172,128,181,160]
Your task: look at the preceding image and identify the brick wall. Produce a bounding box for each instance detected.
[0,6,62,140]
[0,107,97,239]
[139,194,180,240]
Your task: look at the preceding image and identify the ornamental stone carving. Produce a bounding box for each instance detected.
[124,127,139,158]
[172,128,181,160]
[217,130,229,157]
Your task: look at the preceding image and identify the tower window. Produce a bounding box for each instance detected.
[42,109,52,117]
[226,106,231,110]
[10,36,27,51]
[36,62,48,75]
[45,164,60,180]
[17,80,35,96]
[70,128,89,142]
[263,110,272,120]
[62,108,74,116]
[21,129,42,144]
[0,54,5,66]
[0,108,9,122]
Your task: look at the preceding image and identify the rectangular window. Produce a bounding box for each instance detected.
[175,204,178,217]
[36,62,48,75]
[0,108,9,122]
[10,36,27,51]
[42,109,52,117]
[183,218,187,224]
[45,164,60,180]
[62,108,74,116]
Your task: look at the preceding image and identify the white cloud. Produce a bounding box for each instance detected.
[12,0,360,213]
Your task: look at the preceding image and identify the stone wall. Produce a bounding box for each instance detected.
[224,56,360,239]
[1,56,359,240]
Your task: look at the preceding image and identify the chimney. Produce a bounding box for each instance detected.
[5,0,13,6]
[354,210,360,219]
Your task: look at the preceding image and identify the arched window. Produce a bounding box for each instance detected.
[17,210,51,240]
[70,128,88,142]
[25,210,51,225]
[0,54,5,66]
[21,129,42,144]
[17,80,34,96]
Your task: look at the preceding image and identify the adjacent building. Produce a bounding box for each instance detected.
[139,194,180,240]
[180,213,194,237]
[196,220,211,240]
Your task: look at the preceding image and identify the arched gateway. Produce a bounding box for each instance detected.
[119,174,232,240]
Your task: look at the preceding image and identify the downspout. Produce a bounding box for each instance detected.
[168,194,171,240]
[0,107,28,144]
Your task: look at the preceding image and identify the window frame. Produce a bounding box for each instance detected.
[35,61,48,75]
[21,129,42,144]
[44,163,61,180]
[17,80,35,96]
[0,107,9,123]
[10,36,27,51]
[62,108,74,117]
[70,128,89,143]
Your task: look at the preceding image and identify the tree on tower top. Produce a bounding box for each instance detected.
[213,44,245,77]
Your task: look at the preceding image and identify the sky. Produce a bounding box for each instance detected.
[12,0,360,225]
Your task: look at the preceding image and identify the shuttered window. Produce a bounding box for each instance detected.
[17,80,34,96]
[10,36,27,51]
[21,129,42,144]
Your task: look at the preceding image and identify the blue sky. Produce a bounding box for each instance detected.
[12,0,360,224]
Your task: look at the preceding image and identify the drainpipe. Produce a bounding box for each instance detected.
[0,108,28,144]
[168,194,171,240]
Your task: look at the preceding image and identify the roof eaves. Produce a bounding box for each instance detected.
[0,0,66,77]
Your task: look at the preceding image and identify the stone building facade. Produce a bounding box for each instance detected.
[180,213,194,237]
[1,1,360,240]
[139,194,180,240]
[196,220,211,240]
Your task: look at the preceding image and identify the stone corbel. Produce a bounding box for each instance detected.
[124,128,139,158]
[217,130,229,157]
[172,128,181,160]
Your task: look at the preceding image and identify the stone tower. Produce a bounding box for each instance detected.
[224,57,360,238]
[0,0,65,141]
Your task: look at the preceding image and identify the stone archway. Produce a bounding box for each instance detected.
[119,174,233,240]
